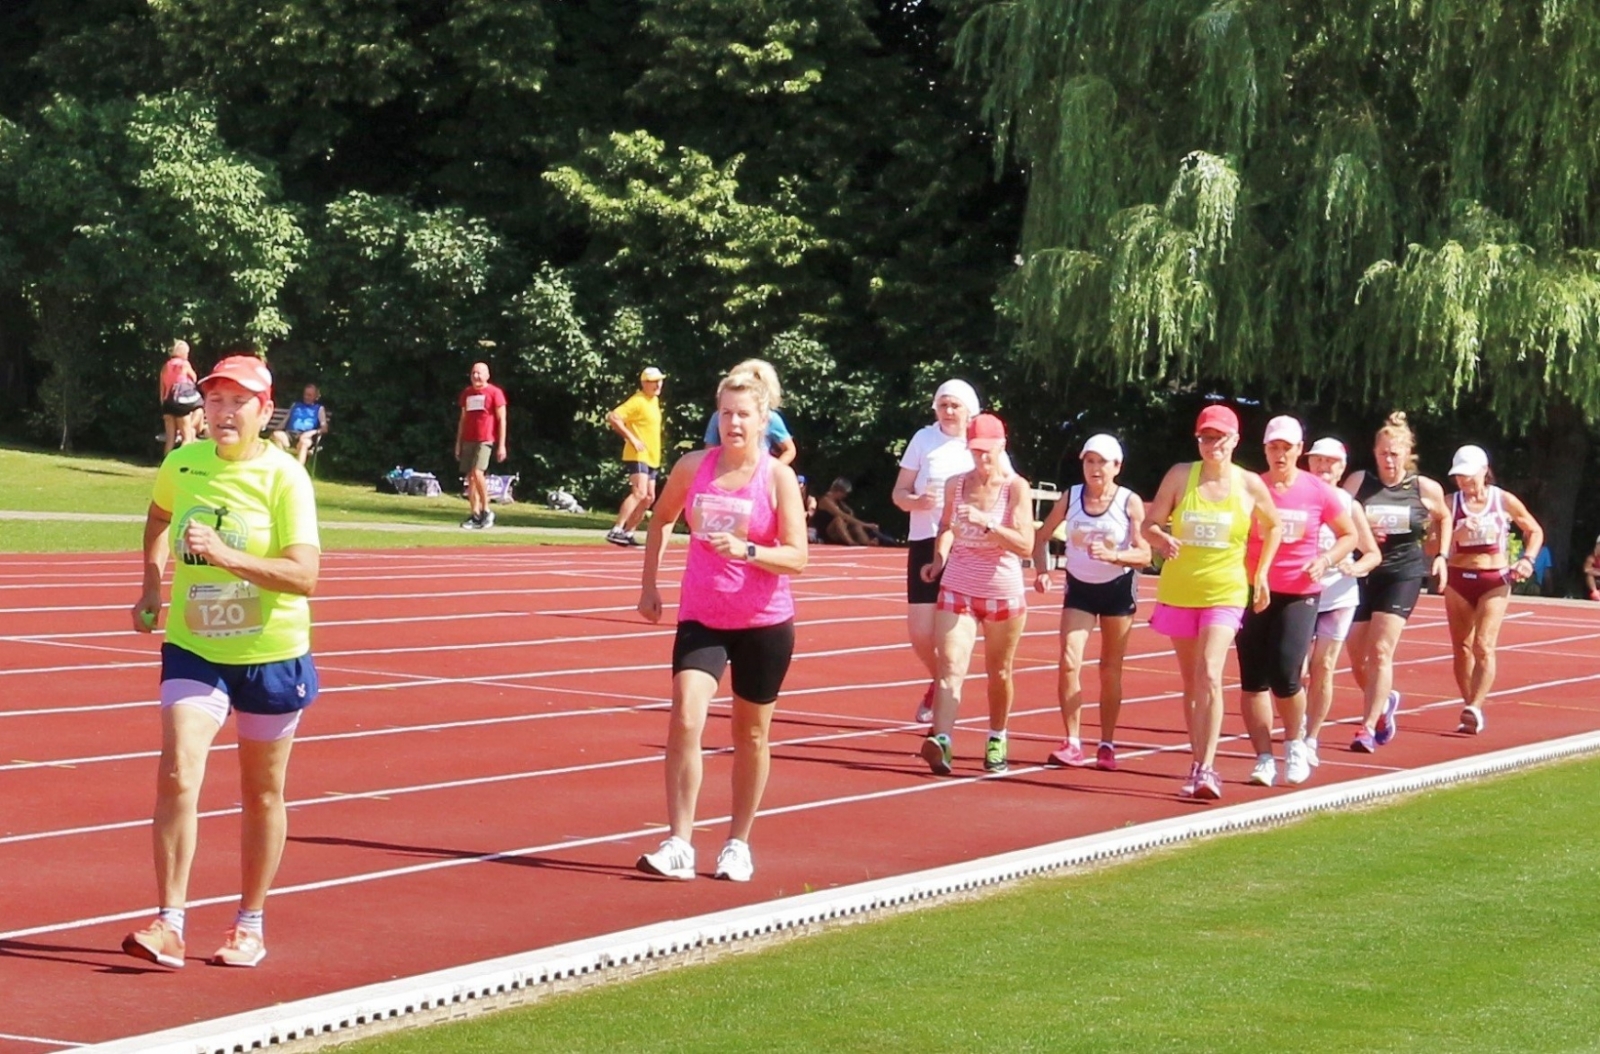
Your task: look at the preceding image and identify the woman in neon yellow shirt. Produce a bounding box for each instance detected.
[1144,405,1280,801]
[124,354,320,971]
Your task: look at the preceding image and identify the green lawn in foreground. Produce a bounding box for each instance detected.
[0,445,615,551]
[349,755,1600,1053]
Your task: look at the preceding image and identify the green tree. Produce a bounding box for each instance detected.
[961,0,1600,570]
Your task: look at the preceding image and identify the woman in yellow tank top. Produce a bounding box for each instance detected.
[1144,405,1281,801]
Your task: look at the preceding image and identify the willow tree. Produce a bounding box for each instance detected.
[960,0,1600,569]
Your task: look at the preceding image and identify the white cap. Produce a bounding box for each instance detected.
[640,366,666,381]
[1262,415,1304,445]
[1449,444,1490,477]
[1081,433,1124,462]
[1306,437,1347,461]
[932,379,980,418]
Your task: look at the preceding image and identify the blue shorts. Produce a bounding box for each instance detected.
[160,643,319,716]
[622,461,659,480]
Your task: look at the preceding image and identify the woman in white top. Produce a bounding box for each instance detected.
[1301,438,1382,767]
[1032,434,1150,770]
[891,380,977,724]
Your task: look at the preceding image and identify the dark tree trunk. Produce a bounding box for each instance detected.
[1523,394,1589,591]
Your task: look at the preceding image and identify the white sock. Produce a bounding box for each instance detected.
[235,908,264,936]
[158,907,186,937]
[1067,736,1081,749]
[1098,740,1113,750]
[988,729,1007,741]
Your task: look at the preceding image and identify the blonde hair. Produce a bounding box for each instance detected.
[1375,411,1419,473]
[717,358,783,417]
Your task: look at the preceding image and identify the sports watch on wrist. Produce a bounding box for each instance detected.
[745,542,757,561]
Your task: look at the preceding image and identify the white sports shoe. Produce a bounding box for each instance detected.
[1284,740,1311,786]
[1248,754,1277,787]
[1305,737,1320,769]
[714,839,754,883]
[637,837,695,880]
[1458,705,1485,734]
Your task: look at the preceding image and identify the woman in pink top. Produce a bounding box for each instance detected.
[635,360,807,884]
[1235,416,1357,788]
[918,413,1034,776]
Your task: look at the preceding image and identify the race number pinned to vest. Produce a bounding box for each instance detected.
[1177,509,1233,549]
[1458,515,1501,549]
[689,493,753,540]
[1365,503,1411,540]
[185,582,265,638]
[1277,509,1309,544]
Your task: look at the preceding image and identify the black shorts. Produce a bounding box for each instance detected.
[161,397,200,417]
[1236,591,1319,697]
[672,619,795,704]
[907,537,941,604]
[622,461,659,480]
[1353,572,1424,622]
[1063,571,1138,618]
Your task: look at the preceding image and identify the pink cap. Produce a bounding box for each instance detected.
[1195,404,1239,435]
[1262,415,1304,445]
[966,413,1007,452]
[198,355,272,397]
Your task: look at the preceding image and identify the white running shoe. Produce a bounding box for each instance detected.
[1284,740,1311,786]
[1248,754,1277,787]
[1305,737,1320,769]
[1458,705,1485,734]
[637,836,695,880]
[714,839,754,882]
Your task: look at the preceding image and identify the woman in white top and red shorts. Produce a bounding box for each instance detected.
[1443,444,1543,735]
[635,360,808,884]
[1032,433,1151,770]
[919,413,1034,776]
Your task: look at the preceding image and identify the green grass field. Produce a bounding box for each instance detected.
[345,757,1600,1053]
[0,446,615,551]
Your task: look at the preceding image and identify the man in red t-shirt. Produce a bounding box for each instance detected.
[454,361,508,529]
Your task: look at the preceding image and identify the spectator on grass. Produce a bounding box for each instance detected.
[636,361,808,883]
[1143,404,1281,801]
[918,412,1035,777]
[159,340,202,455]
[1584,536,1600,600]
[1442,445,1544,736]
[455,361,507,531]
[1032,433,1152,772]
[815,478,892,546]
[125,353,321,971]
[270,383,328,466]
[605,367,666,547]
[891,379,978,726]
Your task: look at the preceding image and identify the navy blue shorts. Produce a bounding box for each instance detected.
[160,643,319,715]
[622,461,659,480]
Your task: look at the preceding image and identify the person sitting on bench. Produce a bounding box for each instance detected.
[271,384,328,465]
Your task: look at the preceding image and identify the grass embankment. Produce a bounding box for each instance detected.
[347,755,1600,1053]
[0,446,614,551]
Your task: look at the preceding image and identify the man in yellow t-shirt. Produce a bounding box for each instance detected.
[606,366,665,546]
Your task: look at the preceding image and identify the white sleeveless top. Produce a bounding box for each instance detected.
[1064,485,1136,585]
[1317,488,1359,613]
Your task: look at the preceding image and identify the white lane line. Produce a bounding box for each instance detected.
[0,1033,84,1049]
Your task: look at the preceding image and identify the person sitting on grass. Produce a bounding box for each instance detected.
[1585,535,1600,601]
[814,478,895,546]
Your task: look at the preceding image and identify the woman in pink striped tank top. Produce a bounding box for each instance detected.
[635,360,808,884]
[918,413,1035,776]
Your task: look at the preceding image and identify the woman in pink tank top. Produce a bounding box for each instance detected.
[917,413,1035,777]
[635,359,808,884]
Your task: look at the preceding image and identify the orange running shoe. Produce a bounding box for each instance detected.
[122,918,186,968]
[212,926,267,968]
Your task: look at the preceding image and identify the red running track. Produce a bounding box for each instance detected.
[2,546,1598,1050]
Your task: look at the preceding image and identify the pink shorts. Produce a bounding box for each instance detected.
[1148,602,1245,639]
[161,679,303,742]
[937,589,1025,623]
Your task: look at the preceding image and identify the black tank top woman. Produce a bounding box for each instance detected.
[1356,474,1428,579]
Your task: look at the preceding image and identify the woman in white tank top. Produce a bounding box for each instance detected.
[1032,434,1151,770]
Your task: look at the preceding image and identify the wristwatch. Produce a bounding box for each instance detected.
[745,542,757,561]
[1020,558,1034,569]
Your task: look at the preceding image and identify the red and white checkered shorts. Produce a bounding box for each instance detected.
[936,589,1025,622]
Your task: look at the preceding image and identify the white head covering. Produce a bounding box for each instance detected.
[1449,444,1490,477]
[1081,433,1124,462]
[932,379,980,419]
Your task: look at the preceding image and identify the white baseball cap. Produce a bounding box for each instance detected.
[1449,444,1490,477]
[1262,415,1304,445]
[640,366,666,382]
[1306,437,1347,461]
[1081,433,1124,462]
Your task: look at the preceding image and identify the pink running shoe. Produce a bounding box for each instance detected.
[1179,762,1202,799]
[1047,740,1087,766]
[123,917,185,968]
[212,926,267,968]
[914,682,935,725]
[1195,767,1223,801]
[1095,743,1118,771]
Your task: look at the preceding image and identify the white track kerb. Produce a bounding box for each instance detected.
[79,731,1600,1054]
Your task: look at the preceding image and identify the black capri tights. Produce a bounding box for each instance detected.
[1236,591,1319,698]
[671,619,796,704]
